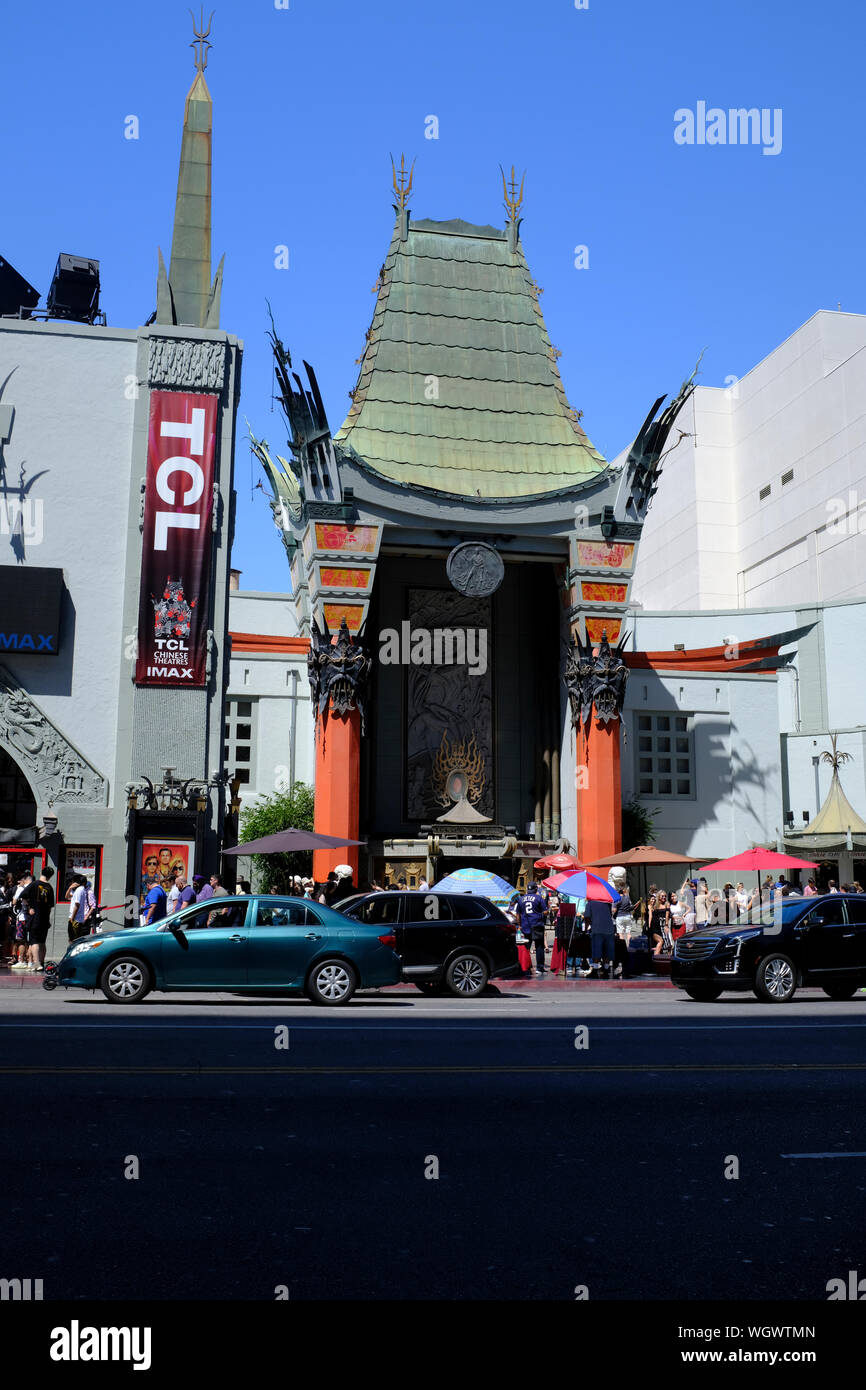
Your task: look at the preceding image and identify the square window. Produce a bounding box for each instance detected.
[675,717,688,731]
[638,716,651,730]
[236,723,251,740]
[677,780,691,795]
[656,716,671,731]
[658,758,671,772]
[676,737,689,753]
[639,779,653,794]
[658,779,672,794]
[639,758,652,773]
[236,701,252,717]
[677,758,690,773]
[235,745,251,762]
[236,769,251,785]
[639,737,652,752]
[656,737,671,752]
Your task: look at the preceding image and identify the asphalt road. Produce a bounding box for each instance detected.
[2,982,865,1301]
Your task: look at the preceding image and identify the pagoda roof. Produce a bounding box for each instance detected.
[335,216,606,500]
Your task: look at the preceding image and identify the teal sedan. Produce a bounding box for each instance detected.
[43,896,401,1005]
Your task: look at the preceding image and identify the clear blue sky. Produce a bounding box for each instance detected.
[4,0,863,591]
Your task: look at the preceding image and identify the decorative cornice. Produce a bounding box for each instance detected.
[147,337,226,392]
[0,666,107,806]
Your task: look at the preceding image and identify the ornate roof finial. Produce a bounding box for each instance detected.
[190,6,214,73]
[500,163,526,225]
[390,153,415,212]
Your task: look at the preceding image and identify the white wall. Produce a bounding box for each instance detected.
[227,591,314,809]
[0,320,138,795]
[631,311,866,612]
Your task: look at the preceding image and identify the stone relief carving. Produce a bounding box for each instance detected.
[406,589,493,821]
[0,667,107,805]
[147,337,226,392]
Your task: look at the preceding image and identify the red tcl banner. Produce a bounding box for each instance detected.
[135,391,218,687]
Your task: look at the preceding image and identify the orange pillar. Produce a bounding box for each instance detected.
[312,706,361,882]
[576,718,622,867]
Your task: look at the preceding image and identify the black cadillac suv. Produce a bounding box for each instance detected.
[671,893,866,1002]
[338,891,520,997]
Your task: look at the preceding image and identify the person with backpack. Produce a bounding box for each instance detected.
[24,865,55,972]
[516,880,548,976]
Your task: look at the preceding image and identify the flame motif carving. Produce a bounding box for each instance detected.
[430,730,486,808]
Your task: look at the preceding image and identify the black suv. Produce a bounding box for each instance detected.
[338,891,520,997]
[671,893,866,1002]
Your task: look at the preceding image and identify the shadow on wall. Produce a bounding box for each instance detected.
[624,687,778,856]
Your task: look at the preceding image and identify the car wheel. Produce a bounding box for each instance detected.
[100,956,151,1004]
[682,984,723,1002]
[444,953,489,998]
[306,958,357,1006]
[822,983,860,1000]
[753,953,797,1003]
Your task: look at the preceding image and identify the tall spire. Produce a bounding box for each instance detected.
[156,8,223,329]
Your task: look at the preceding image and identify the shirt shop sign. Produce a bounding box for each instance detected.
[0,566,63,653]
[135,391,218,687]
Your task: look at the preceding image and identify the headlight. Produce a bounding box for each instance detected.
[69,940,106,957]
[727,930,762,948]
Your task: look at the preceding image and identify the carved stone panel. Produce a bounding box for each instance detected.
[406,588,493,821]
[147,337,227,393]
[0,667,107,806]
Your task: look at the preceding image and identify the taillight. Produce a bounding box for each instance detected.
[378,932,396,949]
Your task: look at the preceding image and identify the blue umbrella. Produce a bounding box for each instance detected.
[432,867,517,908]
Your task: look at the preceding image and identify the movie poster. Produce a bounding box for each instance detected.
[137,840,195,910]
[135,391,218,687]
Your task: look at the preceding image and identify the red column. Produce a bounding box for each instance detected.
[576,718,622,867]
[312,706,361,882]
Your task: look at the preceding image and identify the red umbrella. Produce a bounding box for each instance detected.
[534,852,583,871]
[700,847,818,899]
[701,849,818,874]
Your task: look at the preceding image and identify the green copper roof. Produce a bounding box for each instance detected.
[335,217,606,499]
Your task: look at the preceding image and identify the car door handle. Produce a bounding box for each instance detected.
[230,934,246,943]
[305,932,322,940]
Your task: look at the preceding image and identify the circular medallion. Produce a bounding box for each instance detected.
[446,542,504,598]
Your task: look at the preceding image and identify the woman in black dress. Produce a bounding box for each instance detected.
[649,890,670,957]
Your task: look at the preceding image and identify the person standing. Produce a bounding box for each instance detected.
[142,877,167,925]
[330,865,357,906]
[166,868,182,915]
[10,869,35,968]
[584,895,617,977]
[516,881,548,976]
[192,875,211,902]
[25,865,55,972]
[648,890,669,957]
[67,872,96,939]
[173,875,195,914]
[209,874,228,899]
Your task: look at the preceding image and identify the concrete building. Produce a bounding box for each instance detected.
[225,576,314,884]
[630,310,866,611]
[0,39,241,959]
